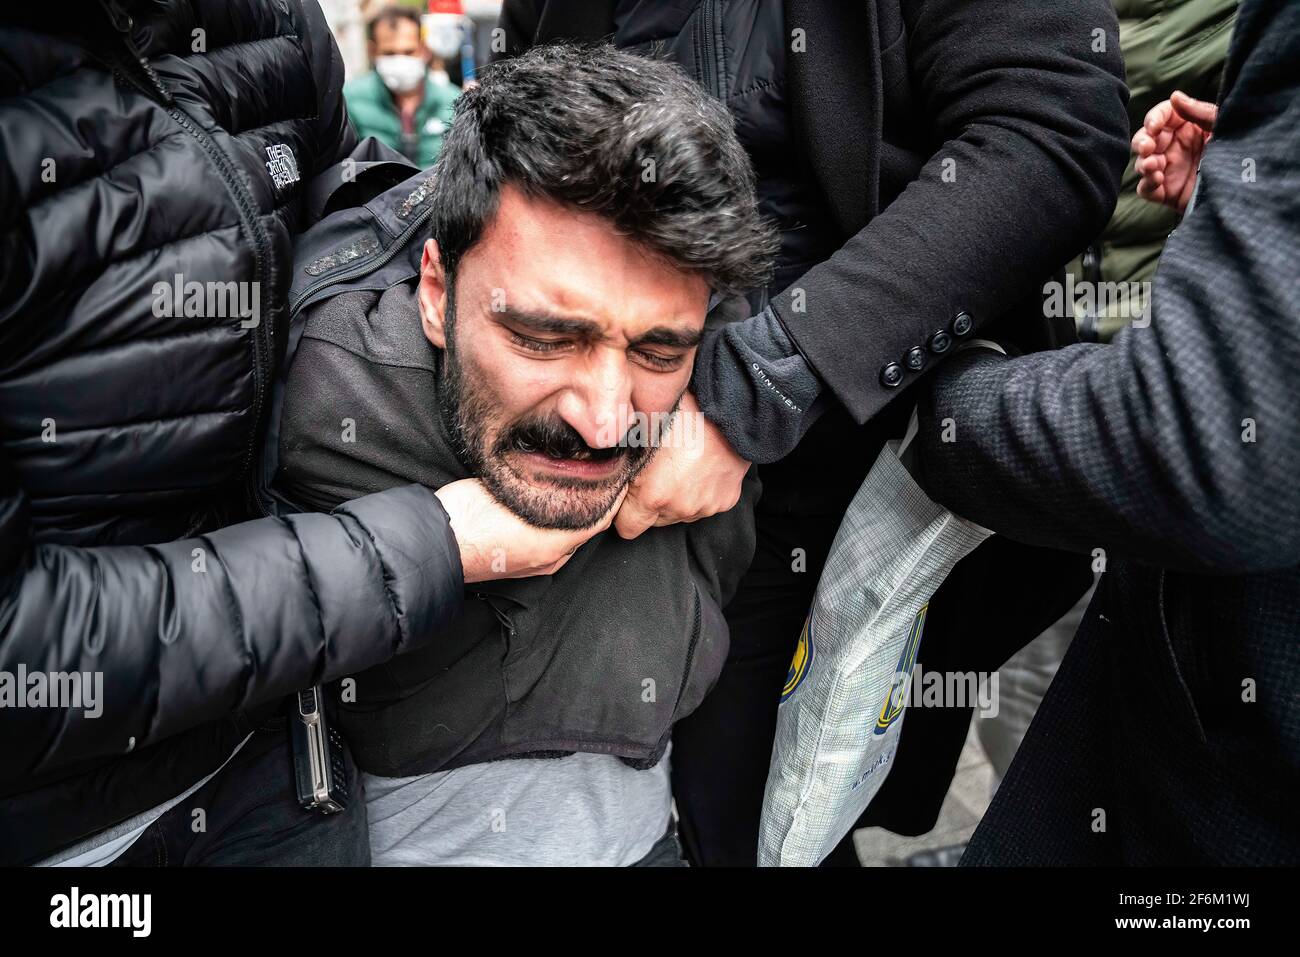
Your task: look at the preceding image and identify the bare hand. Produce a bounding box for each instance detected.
[1132,90,1217,214]
[435,478,625,583]
[614,390,750,540]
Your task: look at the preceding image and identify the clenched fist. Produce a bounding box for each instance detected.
[614,390,750,539]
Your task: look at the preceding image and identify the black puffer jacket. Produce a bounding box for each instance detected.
[0,0,462,863]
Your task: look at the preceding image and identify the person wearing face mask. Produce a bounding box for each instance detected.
[345,5,460,168]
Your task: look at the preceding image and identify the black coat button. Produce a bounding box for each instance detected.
[952,311,973,336]
[906,346,926,370]
[928,330,952,354]
[880,361,904,388]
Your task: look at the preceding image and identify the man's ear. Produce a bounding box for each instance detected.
[418,239,448,350]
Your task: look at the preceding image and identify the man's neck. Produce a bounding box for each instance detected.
[391,82,425,117]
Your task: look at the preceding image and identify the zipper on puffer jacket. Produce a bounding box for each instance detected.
[693,0,726,101]
[101,0,277,516]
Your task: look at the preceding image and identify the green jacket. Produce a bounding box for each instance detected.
[343,69,459,169]
[1074,0,1237,339]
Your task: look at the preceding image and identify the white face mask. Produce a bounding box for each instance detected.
[423,13,464,60]
[374,55,427,94]
[430,69,451,87]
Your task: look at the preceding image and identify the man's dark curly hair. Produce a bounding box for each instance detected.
[427,44,775,296]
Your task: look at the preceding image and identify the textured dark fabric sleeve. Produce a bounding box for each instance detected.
[773,0,1131,426]
[690,306,828,464]
[914,0,1300,575]
[0,473,463,785]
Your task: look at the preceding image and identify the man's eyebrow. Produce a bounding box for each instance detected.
[497,310,703,349]
[496,310,602,338]
[630,326,704,350]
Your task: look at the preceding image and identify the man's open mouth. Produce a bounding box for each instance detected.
[517,448,625,481]
[505,425,629,482]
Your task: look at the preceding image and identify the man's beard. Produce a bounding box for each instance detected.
[438,300,665,530]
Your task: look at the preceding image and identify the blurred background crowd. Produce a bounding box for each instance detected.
[321,1,496,166]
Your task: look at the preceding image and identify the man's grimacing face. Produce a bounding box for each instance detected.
[417,185,711,529]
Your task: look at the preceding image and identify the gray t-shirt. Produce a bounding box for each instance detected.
[364,749,672,866]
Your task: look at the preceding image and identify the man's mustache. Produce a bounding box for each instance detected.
[495,415,631,463]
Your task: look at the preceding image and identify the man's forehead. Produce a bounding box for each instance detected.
[464,186,711,335]
[374,20,419,45]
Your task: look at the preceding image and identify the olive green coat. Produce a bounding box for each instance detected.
[1074,0,1237,339]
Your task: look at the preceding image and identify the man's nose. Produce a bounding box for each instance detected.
[557,348,635,450]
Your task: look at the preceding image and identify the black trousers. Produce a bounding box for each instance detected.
[113,721,369,866]
[671,506,1094,867]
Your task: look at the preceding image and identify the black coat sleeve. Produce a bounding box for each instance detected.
[773,0,1131,424]
[914,0,1300,575]
[494,0,544,60]
[0,473,463,784]
[493,0,618,61]
[298,0,360,171]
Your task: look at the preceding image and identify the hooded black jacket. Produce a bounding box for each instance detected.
[0,0,463,864]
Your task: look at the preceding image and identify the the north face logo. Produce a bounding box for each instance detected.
[265,144,300,189]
